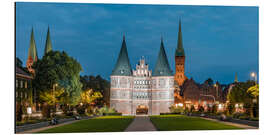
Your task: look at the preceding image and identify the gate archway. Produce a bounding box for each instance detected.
[136,105,148,115]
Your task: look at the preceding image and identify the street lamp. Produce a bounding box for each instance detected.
[53,83,58,114]
[250,72,257,83]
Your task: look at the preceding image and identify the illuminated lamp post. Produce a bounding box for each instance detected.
[53,83,58,114]
[250,72,257,84]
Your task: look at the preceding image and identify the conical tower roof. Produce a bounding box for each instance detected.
[175,20,185,56]
[27,28,38,62]
[111,36,132,76]
[153,38,173,76]
[44,27,53,54]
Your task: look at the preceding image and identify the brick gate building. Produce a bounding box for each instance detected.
[110,36,174,115]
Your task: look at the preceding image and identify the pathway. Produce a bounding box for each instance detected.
[200,117,258,129]
[125,115,157,132]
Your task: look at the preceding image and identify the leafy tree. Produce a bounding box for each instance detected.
[205,78,214,86]
[40,88,65,106]
[33,51,82,105]
[227,80,256,117]
[80,75,110,106]
[59,76,82,105]
[247,84,259,98]
[80,89,103,105]
[247,84,259,117]
[198,105,204,113]
[16,57,23,68]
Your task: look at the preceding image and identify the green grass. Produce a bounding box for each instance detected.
[150,115,242,131]
[38,116,134,133]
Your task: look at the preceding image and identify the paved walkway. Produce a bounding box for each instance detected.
[17,117,93,134]
[125,115,157,132]
[200,117,258,129]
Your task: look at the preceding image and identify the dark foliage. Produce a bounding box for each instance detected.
[80,75,110,106]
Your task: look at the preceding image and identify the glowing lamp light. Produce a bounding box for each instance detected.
[27,107,32,114]
[251,72,256,77]
[218,104,222,110]
[178,103,183,107]
[235,104,239,108]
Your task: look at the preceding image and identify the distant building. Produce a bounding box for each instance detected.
[180,78,225,110]
[110,36,174,115]
[16,65,33,113]
[173,21,230,110]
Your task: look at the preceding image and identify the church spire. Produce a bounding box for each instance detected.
[153,38,173,76]
[234,73,238,83]
[44,26,53,54]
[111,35,132,76]
[26,27,38,73]
[175,19,185,56]
[28,27,38,61]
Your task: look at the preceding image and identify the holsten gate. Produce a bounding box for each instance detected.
[109,21,185,115]
[110,36,174,115]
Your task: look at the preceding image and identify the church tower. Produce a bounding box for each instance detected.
[44,27,53,54]
[234,73,238,83]
[174,20,187,86]
[26,28,38,74]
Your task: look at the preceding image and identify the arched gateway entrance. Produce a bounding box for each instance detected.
[136,105,148,115]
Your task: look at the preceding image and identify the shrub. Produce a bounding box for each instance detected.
[190,105,195,112]
[169,105,184,114]
[104,112,122,116]
[232,112,244,119]
[97,106,117,116]
[198,106,204,113]
[239,115,250,120]
[76,106,85,115]
[250,117,259,121]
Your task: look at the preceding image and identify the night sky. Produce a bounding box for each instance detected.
[15,2,259,84]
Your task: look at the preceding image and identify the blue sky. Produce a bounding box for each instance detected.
[16,2,258,84]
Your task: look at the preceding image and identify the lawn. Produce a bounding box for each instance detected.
[38,116,134,133]
[150,115,242,131]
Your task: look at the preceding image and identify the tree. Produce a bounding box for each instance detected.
[80,75,110,106]
[247,84,259,117]
[33,51,82,105]
[16,57,23,67]
[205,78,214,86]
[227,80,256,117]
[40,88,65,106]
[247,84,259,98]
[59,76,82,105]
[40,88,64,117]
[80,89,103,105]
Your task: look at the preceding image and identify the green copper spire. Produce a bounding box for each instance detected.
[234,73,238,83]
[153,38,173,76]
[175,20,185,56]
[111,35,132,76]
[44,26,53,54]
[27,28,38,62]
